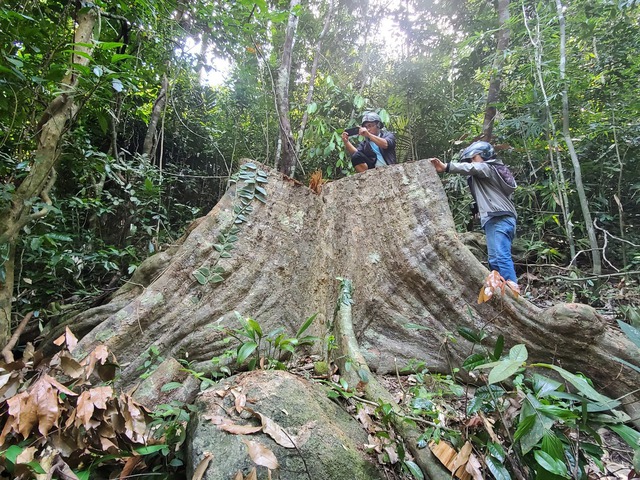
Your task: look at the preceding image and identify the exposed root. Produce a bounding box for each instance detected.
[332,279,450,480]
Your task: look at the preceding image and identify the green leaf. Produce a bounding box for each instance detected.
[211,274,224,283]
[608,423,640,449]
[463,353,489,371]
[135,445,168,455]
[357,368,369,382]
[536,405,579,421]
[4,444,24,464]
[509,344,528,362]
[488,441,506,462]
[488,359,523,384]
[513,414,536,443]
[537,364,616,407]
[193,269,208,285]
[246,318,263,338]
[493,335,504,360]
[532,374,562,397]
[236,341,258,364]
[296,313,317,337]
[541,431,565,460]
[98,41,125,50]
[534,450,569,477]
[112,78,124,92]
[617,320,640,349]
[520,394,554,454]
[457,326,485,343]
[110,53,136,62]
[485,456,512,480]
[404,460,424,479]
[161,382,182,392]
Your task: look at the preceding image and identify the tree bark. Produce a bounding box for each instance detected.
[275,0,301,177]
[481,0,510,142]
[142,74,169,160]
[66,160,639,426]
[0,6,98,346]
[555,0,602,275]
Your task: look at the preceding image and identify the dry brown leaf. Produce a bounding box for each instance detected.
[60,355,85,379]
[235,393,247,414]
[451,441,473,480]
[16,445,36,464]
[120,394,148,443]
[253,412,295,449]
[232,470,244,480]
[45,374,77,397]
[192,452,214,480]
[218,422,263,435]
[478,270,505,303]
[479,412,500,443]
[430,441,473,480]
[242,438,279,470]
[384,445,399,464]
[245,467,258,480]
[32,377,60,436]
[76,386,113,430]
[356,407,376,432]
[119,455,143,479]
[53,327,78,353]
[466,453,484,480]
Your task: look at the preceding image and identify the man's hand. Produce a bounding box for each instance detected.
[341,132,350,143]
[429,157,447,173]
[359,126,370,138]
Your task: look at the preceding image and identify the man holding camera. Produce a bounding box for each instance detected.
[341,111,397,173]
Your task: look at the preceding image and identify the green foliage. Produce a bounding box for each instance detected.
[192,162,268,286]
[457,328,640,479]
[213,312,319,372]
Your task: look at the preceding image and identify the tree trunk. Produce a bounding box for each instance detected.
[555,0,602,275]
[522,2,576,260]
[275,0,300,177]
[0,7,98,346]
[481,0,510,142]
[294,0,335,159]
[142,74,169,160]
[66,160,639,426]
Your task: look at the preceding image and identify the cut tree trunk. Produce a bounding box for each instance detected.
[66,159,639,425]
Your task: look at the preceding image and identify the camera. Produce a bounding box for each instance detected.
[343,127,360,137]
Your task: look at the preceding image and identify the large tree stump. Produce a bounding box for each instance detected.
[69,159,639,423]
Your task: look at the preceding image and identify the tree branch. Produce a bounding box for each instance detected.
[2,311,33,363]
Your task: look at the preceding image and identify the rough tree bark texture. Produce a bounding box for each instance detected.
[69,160,639,423]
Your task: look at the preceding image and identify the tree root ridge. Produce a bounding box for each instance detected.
[332,279,450,480]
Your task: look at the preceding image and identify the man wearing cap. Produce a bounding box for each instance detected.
[341,111,397,173]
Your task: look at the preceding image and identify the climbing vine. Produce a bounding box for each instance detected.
[192,163,268,285]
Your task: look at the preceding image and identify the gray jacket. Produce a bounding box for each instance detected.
[446,158,517,226]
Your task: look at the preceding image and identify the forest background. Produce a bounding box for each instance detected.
[1,0,640,369]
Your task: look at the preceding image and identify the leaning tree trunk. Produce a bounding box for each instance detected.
[142,74,169,160]
[481,0,510,142]
[65,159,640,425]
[0,7,98,346]
[556,0,602,275]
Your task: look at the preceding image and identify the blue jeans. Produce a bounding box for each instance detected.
[483,215,517,283]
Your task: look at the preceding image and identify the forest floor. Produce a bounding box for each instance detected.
[293,268,640,480]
